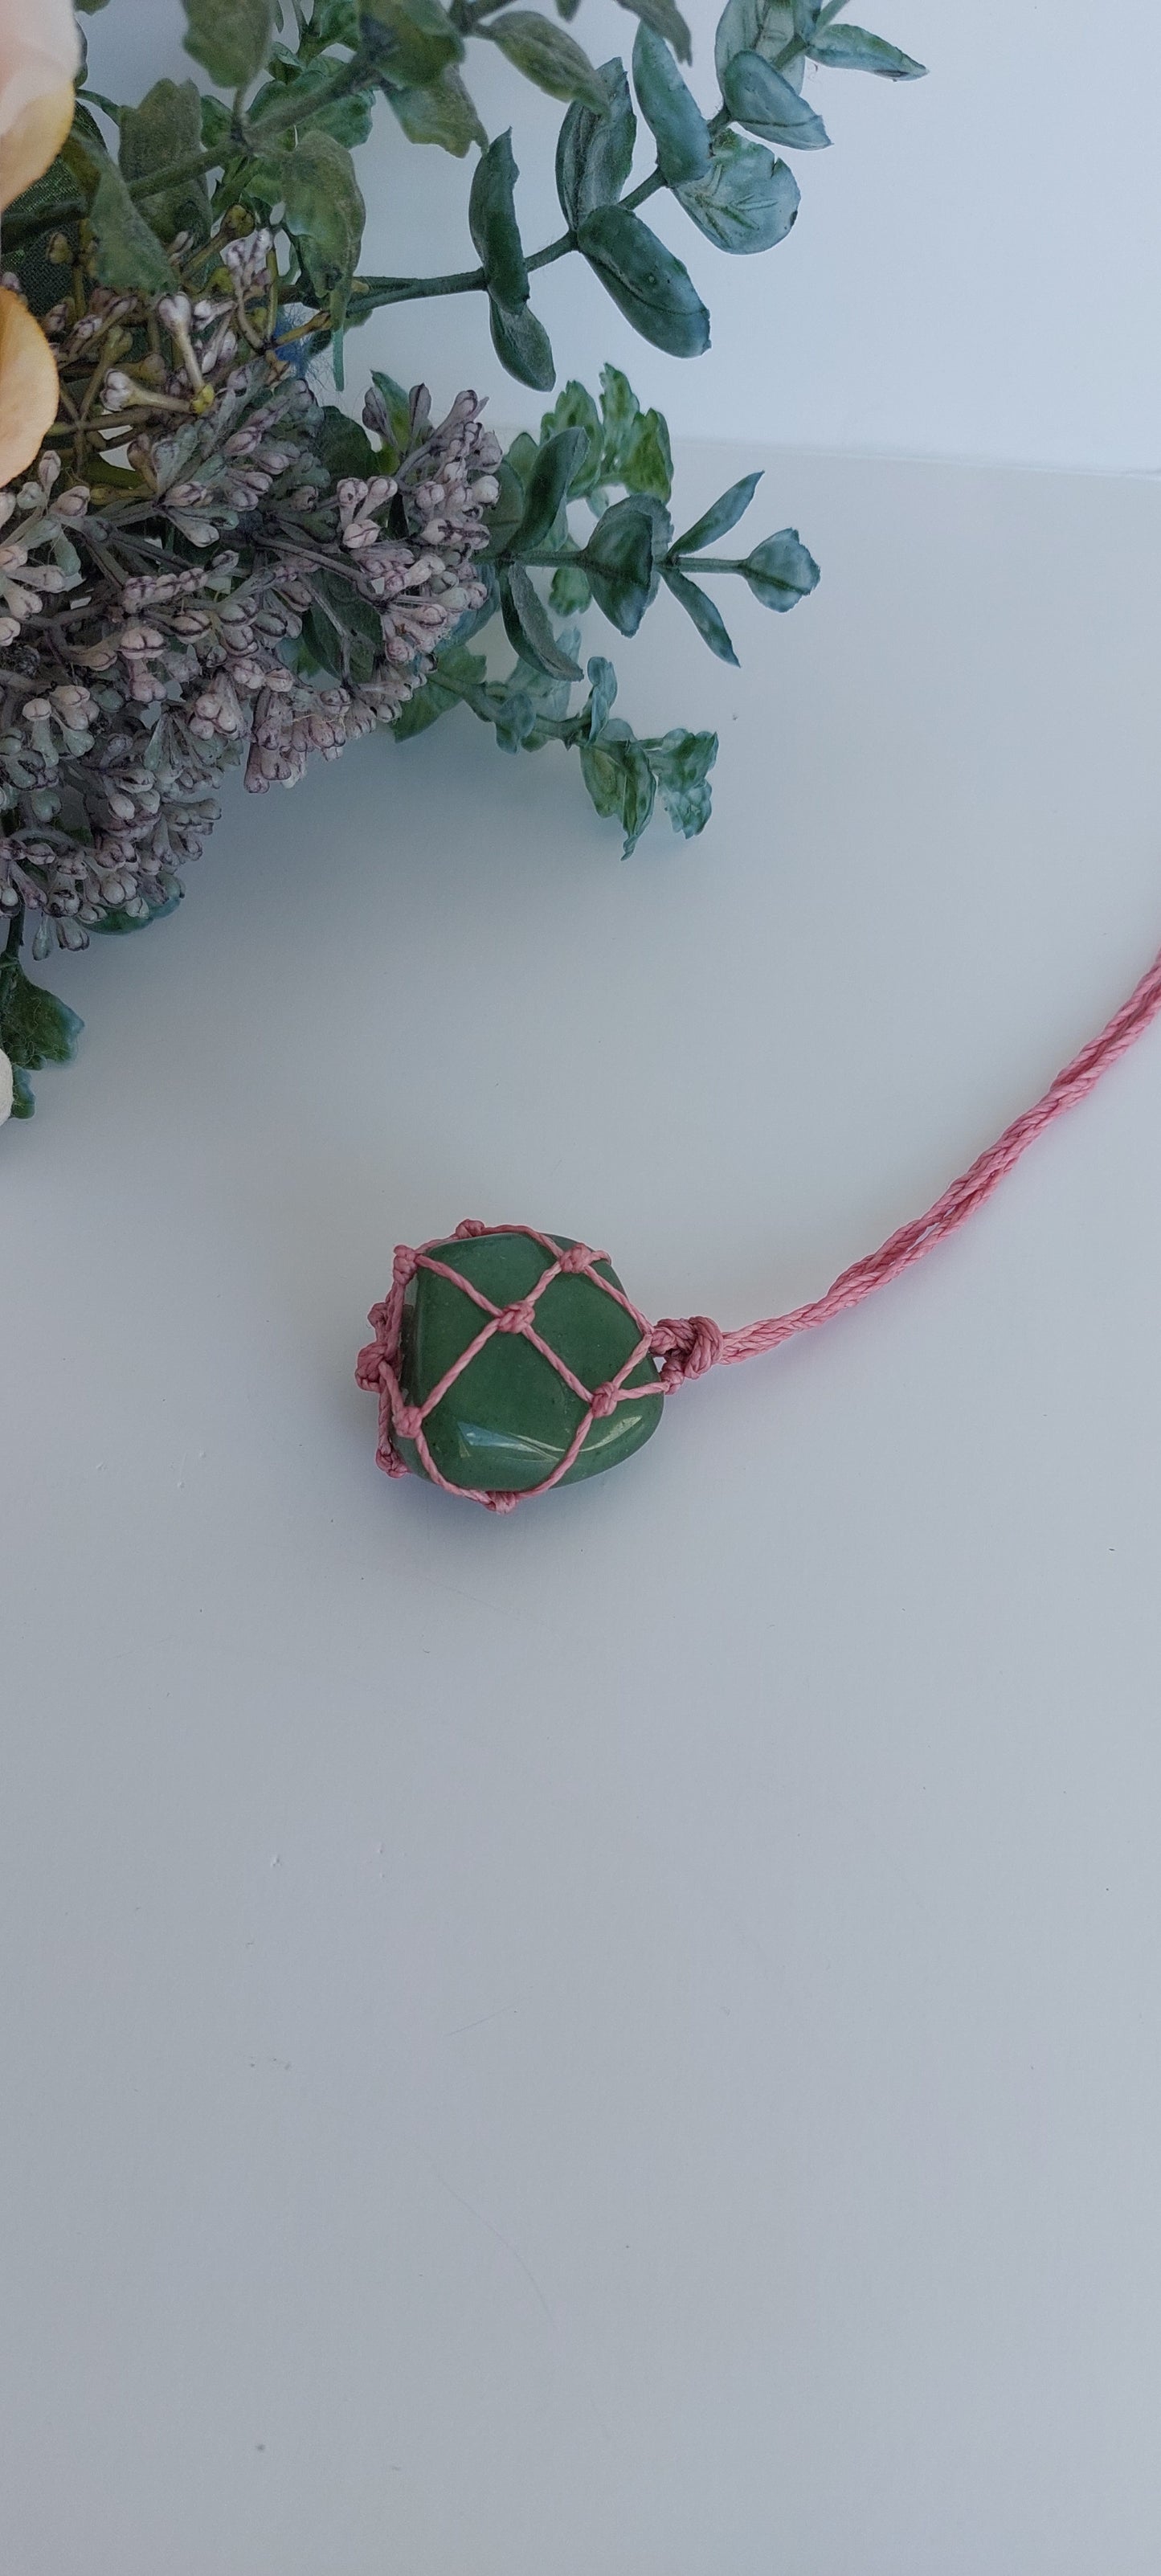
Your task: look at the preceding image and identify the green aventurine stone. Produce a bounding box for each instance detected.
[395,1229,664,1494]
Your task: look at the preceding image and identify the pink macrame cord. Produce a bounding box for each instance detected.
[697,933,1161,1373]
[357,936,1161,1507]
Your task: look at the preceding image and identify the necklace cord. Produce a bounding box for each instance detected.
[657,935,1161,1386]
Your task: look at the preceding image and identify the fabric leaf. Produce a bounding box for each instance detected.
[470,130,529,306]
[672,469,762,552]
[721,49,829,147]
[500,566,584,678]
[631,22,709,185]
[578,203,709,358]
[485,12,607,110]
[743,525,820,607]
[677,129,799,254]
[118,79,209,243]
[554,59,636,228]
[807,23,925,77]
[182,0,274,88]
[661,563,738,664]
[489,295,555,390]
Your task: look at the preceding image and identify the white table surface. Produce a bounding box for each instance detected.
[4,444,1161,2574]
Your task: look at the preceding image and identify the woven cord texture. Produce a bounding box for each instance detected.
[357,936,1161,1507]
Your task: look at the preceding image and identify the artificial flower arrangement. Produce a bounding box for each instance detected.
[0,0,922,1122]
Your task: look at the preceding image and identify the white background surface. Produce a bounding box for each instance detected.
[88,0,1161,471]
[4,443,1161,2570]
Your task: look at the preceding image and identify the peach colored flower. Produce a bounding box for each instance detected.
[0,284,60,486]
[0,0,80,486]
[0,0,80,211]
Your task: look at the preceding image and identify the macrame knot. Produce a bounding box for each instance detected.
[487,1490,520,1514]
[556,1243,593,1274]
[354,1337,386,1392]
[590,1382,619,1419]
[650,1313,724,1392]
[393,1399,423,1441]
[391,1246,417,1290]
[496,1298,538,1335]
[455,1217,488,1239]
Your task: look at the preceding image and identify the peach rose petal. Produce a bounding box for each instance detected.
[0,77,76,211]
[0,285,59,487]
[0,0,81,211]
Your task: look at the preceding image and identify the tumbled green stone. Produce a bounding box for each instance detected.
[394,1229,663,1494]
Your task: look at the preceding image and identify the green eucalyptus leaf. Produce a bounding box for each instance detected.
[714,0,804,92]
[619,405,672,501]
[509,428,589,552]
[199,92,232,154]
[392,647,488,738]
[539,380,603,493]
[644,724,717,836]
[808,22,925,76]
[672,468,761,552]
[390,679,454,739]
[485,11,606,109]
[500,566,584,679]
[743,525,820,607]
[470,130,529,305]
[722,49,829,145]
[89,157,176,295]
[182,0,274,88]
[119,78,209,243]
[368,366,411,458]
[677,127,799,252]
[279,128,365,289]
[580,718,656,856]
[91,889,182,936]
[504,636,579,740]
[578,204,709,358]
[631,22,709,185]
[316,404,379,478]
[661,562,738,664]
[314,87,377,145]
[309,568,382,681]
[582,496,659,633]
[358,0,464,84]
[584,654,617,735]
[615,0,691,67]
[302,0,362,51]
[550,562,591,613]
[439,643,492,695]
[554,59,636,229]
[505,431,541,487]
[481,454,529,558]
[489,294,555,390]
[0,955,83,1096]
[387,65,484,151]
[598,362,639,476]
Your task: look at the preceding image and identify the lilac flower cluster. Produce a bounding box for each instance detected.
[0,237,499,954]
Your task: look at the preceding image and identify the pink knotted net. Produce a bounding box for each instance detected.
[358,936,1161,1510]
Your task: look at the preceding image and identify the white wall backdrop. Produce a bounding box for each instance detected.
[87,0,1161,473]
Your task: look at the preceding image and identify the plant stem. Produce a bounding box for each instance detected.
[5,47,377,249]
[6,2,839,301]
